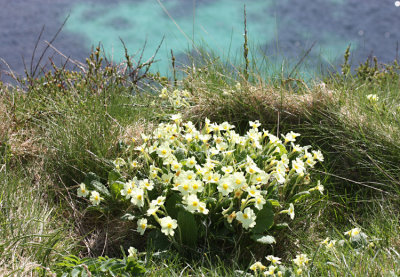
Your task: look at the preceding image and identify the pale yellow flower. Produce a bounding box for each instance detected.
[160,216,177,236]
[77,183,89,198]
[137,218,147,235]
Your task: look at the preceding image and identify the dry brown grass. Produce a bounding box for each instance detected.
[185,80,337,129]
[0,93,45,164]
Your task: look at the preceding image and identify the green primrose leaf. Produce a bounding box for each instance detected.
[110,181,125,199]
[174,148,186,161]
[164,192,181,218]
[108,169,123,184]
[252,201,274,234]
[91,180,111,198]
[84,172,100,186]
[177,210,198,248]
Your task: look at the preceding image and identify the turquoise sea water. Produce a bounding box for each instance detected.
[64,0,354,77]
[2,0,400,81]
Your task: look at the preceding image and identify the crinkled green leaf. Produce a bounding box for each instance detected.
[177,210,198,248]
[108,169,123,184]
[164,192,180,218]
[173,148,186,161]
[91,180,111,198]
[252,201,274,234]
[110,181,124,199]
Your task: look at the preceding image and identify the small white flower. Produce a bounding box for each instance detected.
[246,186,261,198]
[326,240,336,249]
[161,173,174,185]
[321,237,330,245]
[282,131,300,143]
[127,247,138,258]
[292,158,305,174]
[90,191,103,206]
[218,177,234,196]
[312,150,324,162]
[190,180,204,194]
[198,202,209,214]
[232,172,246,189]
[249,120,261,129]
[160,87,168,98]
[153,196,166,206]
[121,181,135,199]
[254,195,266,210]
[236,207,257,229]
[293,254,310,267]
[246,163,260,175]
[264,265,277,276]
[185,194,200,213]
[199,134,211,143]
[146,203,160,216]
[130,188,144,207]
[113,158,126,169]
[171,113,182,123]
[221,166,234,175]
[235,82,241,91]
[160,216,178,236]
[157,144,171,158]
[367,94,379,103]
[249,261,266,272]
[288,203,295,219]
[186,156,197,168]
[171,160,182,172]
[253,171,269,184]
[137,218,147,235]
[344,227,361,238]
[281,203,295,219]
[178,182,192,196]
[140,179,154,191]
[266,255,281,265]
[130,160,139,168]
[77,183,89,198]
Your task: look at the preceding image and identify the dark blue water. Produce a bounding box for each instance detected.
[1,0,400,82]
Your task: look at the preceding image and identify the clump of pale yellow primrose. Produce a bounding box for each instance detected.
[78,112,325,253]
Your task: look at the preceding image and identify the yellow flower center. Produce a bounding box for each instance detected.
[167,223,172,229]
[192,201,198,207]
[137,195,142,200]
[141,224,146,229]
[235,179,241,185]
[243,214,248,219]
[223,184,229,190]
[183,184,189,191]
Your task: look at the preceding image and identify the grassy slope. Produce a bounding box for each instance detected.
[0,50,399,276]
